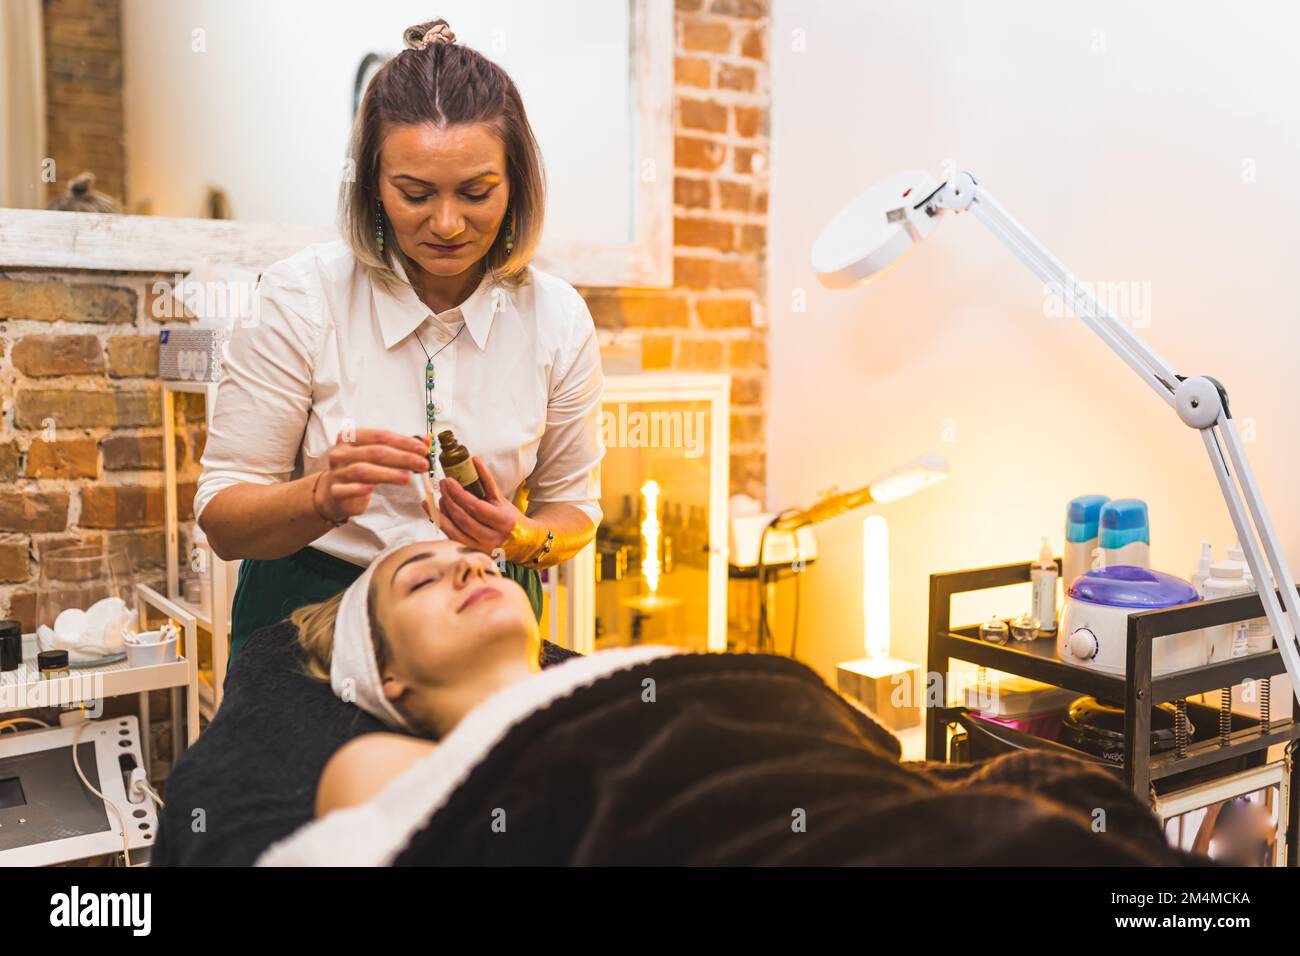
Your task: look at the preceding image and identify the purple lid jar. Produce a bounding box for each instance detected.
[1066,565,1198,609]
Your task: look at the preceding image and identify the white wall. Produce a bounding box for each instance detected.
[769,0,1300,682]
[120,0,631,239]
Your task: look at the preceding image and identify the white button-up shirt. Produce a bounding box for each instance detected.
[195,239,605,566]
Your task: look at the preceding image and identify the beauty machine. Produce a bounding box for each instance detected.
[812,169,1300,707]
[0,717,159,866]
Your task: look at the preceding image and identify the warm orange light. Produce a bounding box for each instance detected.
[640,480,661,595]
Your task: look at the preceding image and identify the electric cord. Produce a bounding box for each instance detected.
[71,720,132,867]
[756,510,799,655]
[789,567,802,659]
[0,717,51,733]
[756,518,775,653]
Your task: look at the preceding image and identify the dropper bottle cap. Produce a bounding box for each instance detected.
[1226,540,1260,586]
[1193,541,1214,574]
[1209,560,1243,581]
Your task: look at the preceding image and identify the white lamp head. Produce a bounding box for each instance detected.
[868,452,949,503]
[809,170,986,290]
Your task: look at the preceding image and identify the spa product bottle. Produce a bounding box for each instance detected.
[436,430,487,500]
[689,505,707,568]
[661,498,675,575]
[0,619,21,672]
[1030,537,1058,634]
[1203,561,1251,662]
[38,649,70,679]
[1190,541,1214,598]
[1099,498,1150,569]
[1064,495,1109,590]
[1226,541,1274,653]
[612,495,637,545]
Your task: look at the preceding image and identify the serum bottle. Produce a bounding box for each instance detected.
[1031,536,1059,635]
[437,429,487,500]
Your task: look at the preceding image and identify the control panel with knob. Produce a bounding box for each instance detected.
[1067,626,1100,662]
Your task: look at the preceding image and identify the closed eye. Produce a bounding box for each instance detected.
[401,191,492,204]
[410,571,442,593]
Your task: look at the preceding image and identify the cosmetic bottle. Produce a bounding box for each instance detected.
[1203,561,1251,662]
[436,430,487,500]
[1099,498,1149,569]
[1064,495,1109,590]
[1030,536,1059,634]
[1226,541,1274,653]
[1190,541,1214,598]
[38,649,70,679]
[0,619,21,672]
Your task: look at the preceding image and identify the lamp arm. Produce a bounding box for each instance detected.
[933,176,1182,406]
[928,173,1300,706]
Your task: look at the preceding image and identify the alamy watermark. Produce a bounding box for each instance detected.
[1043,277,1152,329]
[601,404,706,459]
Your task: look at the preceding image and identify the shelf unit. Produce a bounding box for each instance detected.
[0,608,198,779]
[926,558,1300,864]
[162,379,236,717]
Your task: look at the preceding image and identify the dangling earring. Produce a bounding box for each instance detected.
[504,208,514,255]
[374,200,385,254]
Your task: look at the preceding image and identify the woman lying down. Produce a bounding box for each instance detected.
[257,536,1194,866]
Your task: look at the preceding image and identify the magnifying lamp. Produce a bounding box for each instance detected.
[812,168,1300,707]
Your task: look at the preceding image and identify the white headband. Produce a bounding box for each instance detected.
[330,527,447,731]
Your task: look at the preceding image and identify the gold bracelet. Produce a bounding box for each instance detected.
[525,530,555,567]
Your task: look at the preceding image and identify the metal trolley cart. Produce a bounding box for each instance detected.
[927,558,1300,865]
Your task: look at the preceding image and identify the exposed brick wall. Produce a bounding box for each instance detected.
[579,0,771,503]
[14,0,770,637]
[42,0,128,207]
[0,273,202,630]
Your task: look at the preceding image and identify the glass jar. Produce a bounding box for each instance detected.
[36,544,137,661]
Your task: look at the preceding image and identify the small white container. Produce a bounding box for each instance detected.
[125,630,179,667]
[1225,542,1274,654]
[1203,561,1251,662]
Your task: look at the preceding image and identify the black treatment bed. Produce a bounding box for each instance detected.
[156,623,1200,866]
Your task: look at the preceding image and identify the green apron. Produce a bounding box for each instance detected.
[229,545,544,661]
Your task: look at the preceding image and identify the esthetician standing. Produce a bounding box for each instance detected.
[194,19,605,660]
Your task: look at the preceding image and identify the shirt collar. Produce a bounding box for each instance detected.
[374,256,511,352]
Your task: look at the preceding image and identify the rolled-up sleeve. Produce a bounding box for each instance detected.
[193,261,320,526]
[524,290,605,529]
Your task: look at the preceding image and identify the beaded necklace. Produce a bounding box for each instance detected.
[412,322,466,471]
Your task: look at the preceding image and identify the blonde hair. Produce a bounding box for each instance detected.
[338,17,546,296]
[291,586,392,683]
